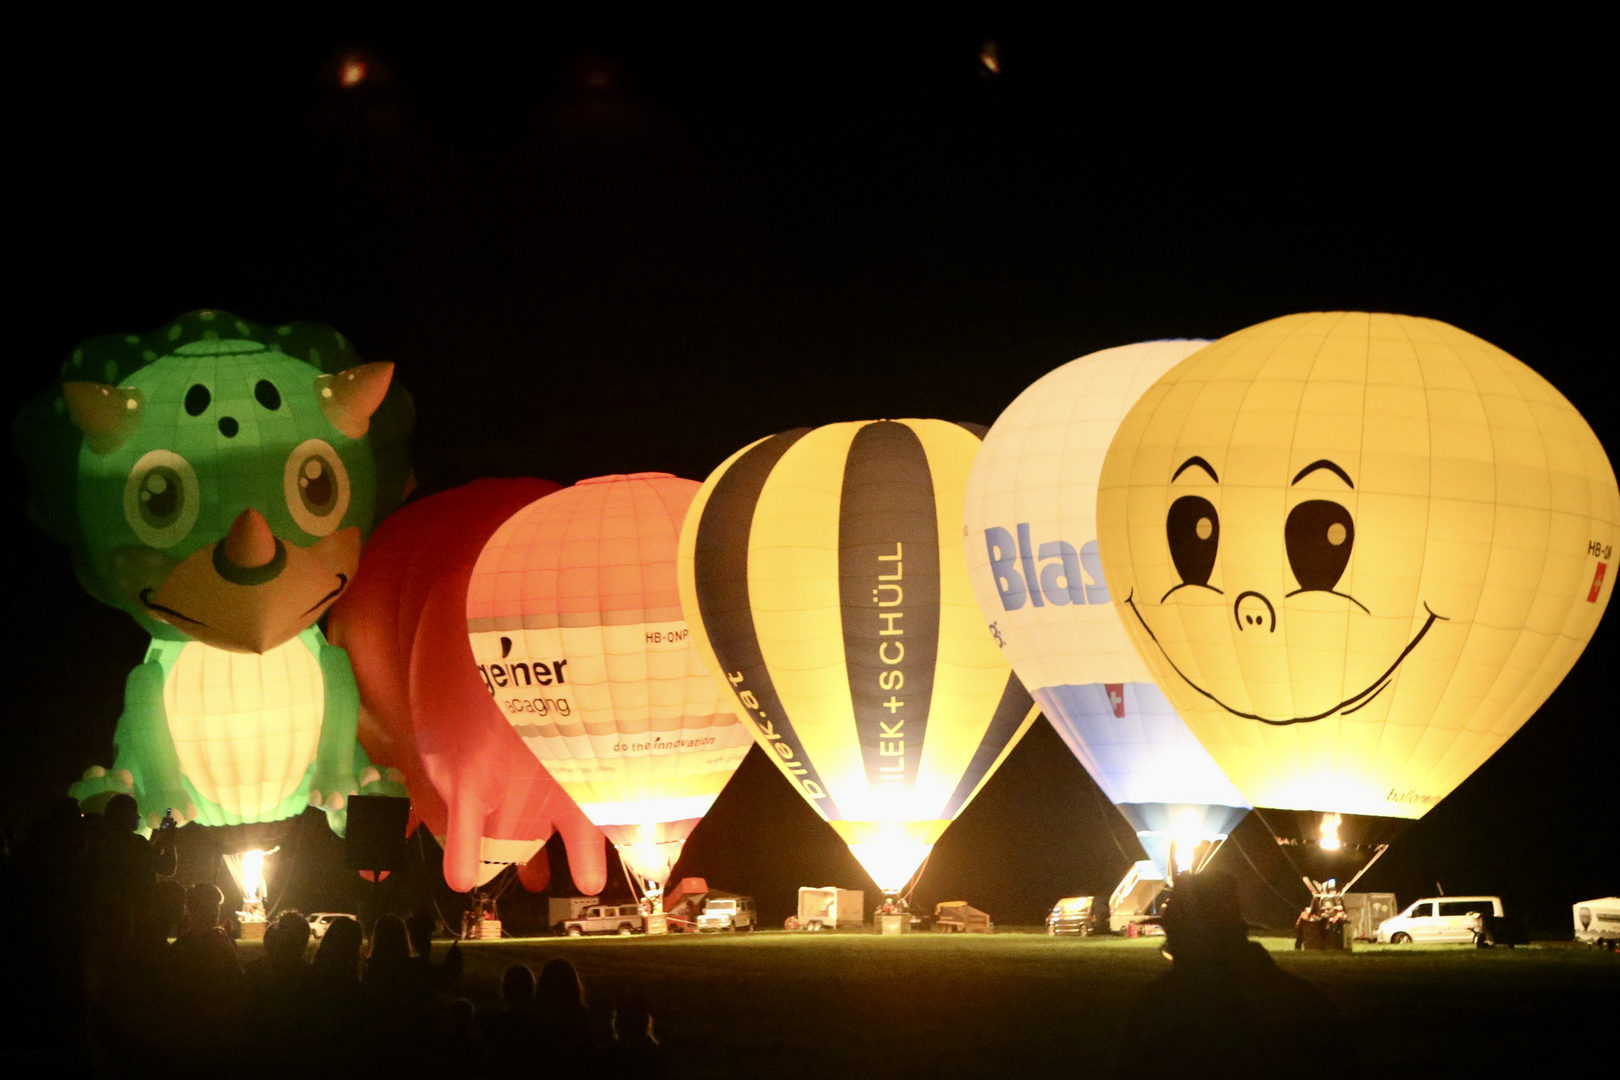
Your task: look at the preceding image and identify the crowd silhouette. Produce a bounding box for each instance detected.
[4,793,1362,1079]
[0,796,667,1078]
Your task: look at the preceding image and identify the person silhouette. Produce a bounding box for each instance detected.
[90,794,172,948]
[1124,871,1355,1079]
[309,916,365,1059]
[484,962,544,1069]
[172,883,240,980]
[607,994,667,1079]
[169,883,243,1069]
[537,957,596,1068]
[244,911,315,1079]
[405,907,462,995]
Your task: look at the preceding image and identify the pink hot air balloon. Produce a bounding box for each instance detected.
[328,479,607,894]
[465,473,753,905]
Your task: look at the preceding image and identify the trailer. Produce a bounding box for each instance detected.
[663,877,711,931]
[933,901,993,933]
[1108,860,1167,933]
[1341,892,1398,941]
[1574,897,1620,948]
[794,887,865,930]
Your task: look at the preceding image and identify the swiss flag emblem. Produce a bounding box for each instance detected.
[1590,562,1607,603]
[1105,683,1126,719]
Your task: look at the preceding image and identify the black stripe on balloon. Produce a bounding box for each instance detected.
[690,429,842,817]
[940,673,1035,820]
[839,421,941,795]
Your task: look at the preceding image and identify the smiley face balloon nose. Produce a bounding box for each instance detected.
[1097,312,1617,833]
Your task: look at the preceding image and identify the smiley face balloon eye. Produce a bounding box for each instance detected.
[1285,500,1355,592]
[1167,495,1220,587]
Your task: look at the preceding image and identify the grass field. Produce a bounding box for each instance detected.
[254,930,1615,1078]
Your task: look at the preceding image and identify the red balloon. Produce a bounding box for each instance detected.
[329,479,608,894]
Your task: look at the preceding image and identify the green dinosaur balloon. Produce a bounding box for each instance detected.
[17,310,414,834]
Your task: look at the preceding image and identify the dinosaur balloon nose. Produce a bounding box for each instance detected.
[223,508,277,569]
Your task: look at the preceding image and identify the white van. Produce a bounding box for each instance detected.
[1376,896,1502,943]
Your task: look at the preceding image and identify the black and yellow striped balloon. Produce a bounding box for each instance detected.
[676,420,1039,894]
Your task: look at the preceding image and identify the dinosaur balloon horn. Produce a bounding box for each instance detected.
[62,382,145,455]
[222,508,278,569]
[316,361,394,439]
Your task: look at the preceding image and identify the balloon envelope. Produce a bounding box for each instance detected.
[328,479,608,893]
[963,341,1248,873]
[21,310,412,835]
[465,473,752,888]
[1097,313,1617,842]
[678,421,1040,894]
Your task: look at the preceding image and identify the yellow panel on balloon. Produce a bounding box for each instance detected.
[1097,312,1617,822]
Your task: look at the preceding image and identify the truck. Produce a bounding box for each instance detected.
[793,887,865,931]
[548,896,601,931]
[696,895,758,932]
[1046,896,1099,936]
[561,902,645,937]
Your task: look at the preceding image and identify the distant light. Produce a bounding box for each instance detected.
[979,41,1000,75]
[340,58,368,88]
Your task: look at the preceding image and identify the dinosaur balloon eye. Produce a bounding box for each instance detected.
[184,384,211,416]
[1166,495,1220,587]
[123,449,200,548]
[1286,500,1355,592]
[254,380,282,410]
[283,438,351,537]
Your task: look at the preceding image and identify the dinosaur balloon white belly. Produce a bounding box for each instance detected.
[163,636,325,818]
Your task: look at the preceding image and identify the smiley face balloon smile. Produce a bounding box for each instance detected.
[1098,312,1616,826]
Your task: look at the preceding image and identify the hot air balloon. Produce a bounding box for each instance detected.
[1097,312,1617,883]
[464,473,752,916]
[328,480,608,894]
[963,341,1249,876]
[17,311,413,835]
[676,421,1040,898]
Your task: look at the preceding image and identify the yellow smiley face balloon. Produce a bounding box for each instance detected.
[1097,312,1617,833]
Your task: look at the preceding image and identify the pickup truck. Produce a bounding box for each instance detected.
[696,896,757,932]
[562,903,645,937]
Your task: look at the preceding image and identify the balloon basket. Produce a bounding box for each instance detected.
[879,914,910,935]
[645,913,668,935]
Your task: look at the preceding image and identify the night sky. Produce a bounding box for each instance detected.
[8,23,1612,931]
